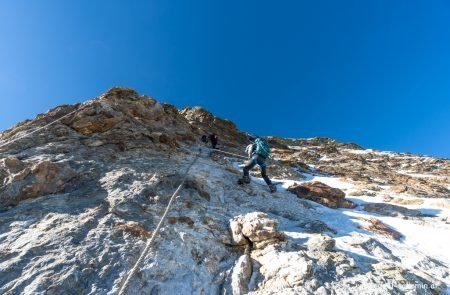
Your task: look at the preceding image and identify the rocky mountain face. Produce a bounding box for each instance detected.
[269,137,450,198]
[0,88,449,295]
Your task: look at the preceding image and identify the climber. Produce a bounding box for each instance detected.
[201,135,208,144]
[209,133,219,149]
[239,137,277,193]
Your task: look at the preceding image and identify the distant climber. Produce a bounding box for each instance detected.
[201,135,208,144]
[209,133,219,149]
[239,137,277,193]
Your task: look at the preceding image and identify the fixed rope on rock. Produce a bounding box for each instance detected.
[0,100,94,149]
[209,147,277,164]
[117,149,202,295]
[208,148,249,160]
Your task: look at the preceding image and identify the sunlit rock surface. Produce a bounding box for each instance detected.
[0,88,449,295]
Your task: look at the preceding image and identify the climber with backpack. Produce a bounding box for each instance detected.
[238,137,277,193]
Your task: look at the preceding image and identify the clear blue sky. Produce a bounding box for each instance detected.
[1,1,449,158]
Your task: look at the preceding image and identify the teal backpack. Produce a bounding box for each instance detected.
[255,138,270,159]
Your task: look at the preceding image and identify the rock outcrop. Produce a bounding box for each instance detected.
[179,106,247,148]
[269,137,450,199]
[230,254,253,295]
[229,212,285,249]
[359,218,403,240]
[288,181,357,209]
[355,238,400,261]
[0,159,78,207]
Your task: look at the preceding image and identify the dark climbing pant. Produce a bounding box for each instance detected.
[209,135,218,149]
[243,154,272,185]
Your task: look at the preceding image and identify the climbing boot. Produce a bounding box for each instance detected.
[269,184,277,193]
[238,175,251,185]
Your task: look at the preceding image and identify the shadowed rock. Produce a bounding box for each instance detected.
[355,238,400,261]
[359,218,403,240]
[363,203,423,218]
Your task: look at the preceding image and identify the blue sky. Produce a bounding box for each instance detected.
[1,0,449,158]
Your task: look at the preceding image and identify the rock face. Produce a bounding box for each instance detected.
[269,137,450,199]
[0,87,449,295]
[0,159,78,207]
[230,254,252,295]
[288,181,357,209]
[179,106,247,148]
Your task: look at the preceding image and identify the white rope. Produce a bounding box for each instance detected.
[209,148,249,160]
[117,150,201,295]
[0,101,93,149]
[209,148,278,164]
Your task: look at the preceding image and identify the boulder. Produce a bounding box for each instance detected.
[288,181,356,209]
[229,212,285,249]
